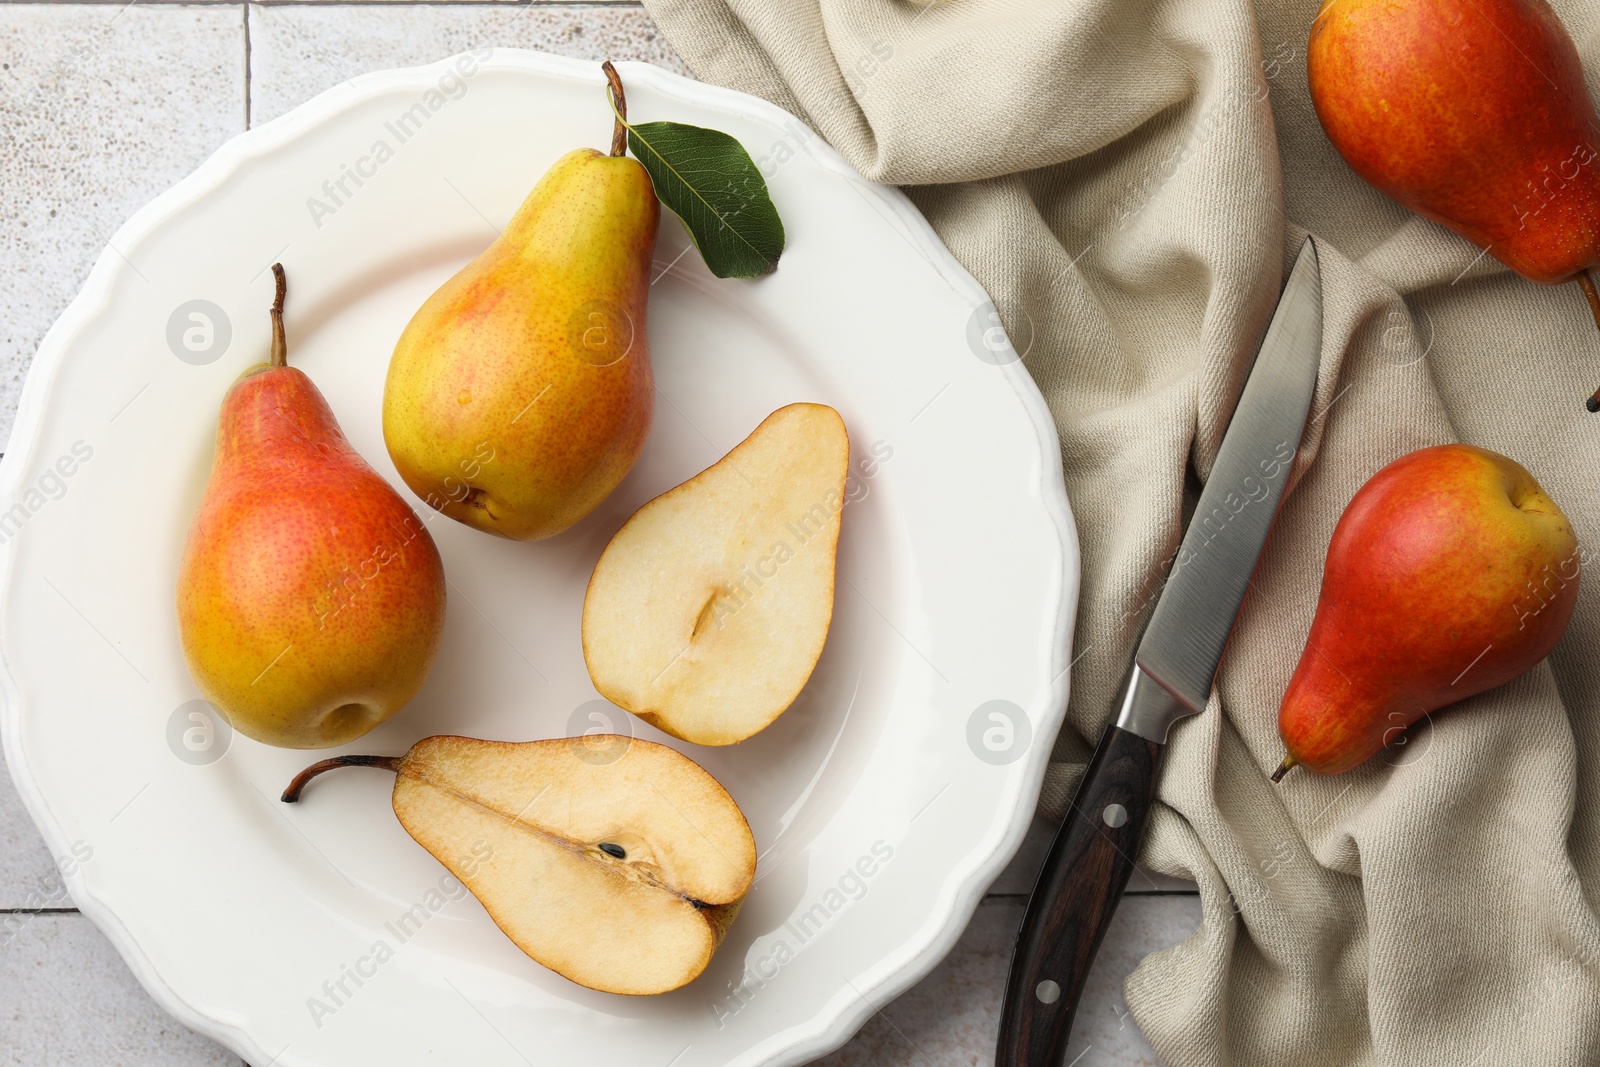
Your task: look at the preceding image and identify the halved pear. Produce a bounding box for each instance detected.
[582,403,849,746]
[282,735,755,995]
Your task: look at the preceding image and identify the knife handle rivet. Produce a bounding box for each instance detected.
[1102,803,1128,828]
[1035,980,1061,1004]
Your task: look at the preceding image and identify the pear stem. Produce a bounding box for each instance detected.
[269,262,288,368]
[602,60,628,157]
[281,754,399,803]
[1575,269,1600,412]
[1270,755,1297,784]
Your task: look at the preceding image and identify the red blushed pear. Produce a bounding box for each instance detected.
[1307,0,1600,408]
[1274,444,1579,779]
[177,265,447,749]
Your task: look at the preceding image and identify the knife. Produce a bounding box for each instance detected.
[995,237,1323,1066]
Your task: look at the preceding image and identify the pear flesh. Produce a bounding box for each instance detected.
[284,736,756,996]
[582,403,849,745]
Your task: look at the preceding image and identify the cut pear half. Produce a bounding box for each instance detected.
[582,403,850,745]
[283,735,756,995]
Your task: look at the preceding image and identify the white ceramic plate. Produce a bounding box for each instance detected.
[0,51,1076,1067]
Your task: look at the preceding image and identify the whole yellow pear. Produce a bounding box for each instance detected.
[383,113,659,540]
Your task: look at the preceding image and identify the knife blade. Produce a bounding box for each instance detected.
[995,237,1323,1067]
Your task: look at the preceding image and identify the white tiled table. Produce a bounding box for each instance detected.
[0,4,1199,1062]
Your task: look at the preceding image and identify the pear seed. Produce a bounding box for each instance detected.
[598,842,626,859]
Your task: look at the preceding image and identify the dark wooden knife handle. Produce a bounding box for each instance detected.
[995,724,1163,1067]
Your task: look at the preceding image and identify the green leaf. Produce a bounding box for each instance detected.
[626,120,785,279]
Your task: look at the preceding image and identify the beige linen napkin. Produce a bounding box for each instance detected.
[641,0,1600,1062]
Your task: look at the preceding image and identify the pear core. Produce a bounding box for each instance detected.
[582,403,850,745]
[283,736,756,995]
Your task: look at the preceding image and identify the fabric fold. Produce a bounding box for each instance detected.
[641,0,1600,1061]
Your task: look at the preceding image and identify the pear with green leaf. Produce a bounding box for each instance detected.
[383,62,786,540]
[383,63,658,541]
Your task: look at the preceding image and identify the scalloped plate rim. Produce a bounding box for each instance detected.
[0,49,1079,1067]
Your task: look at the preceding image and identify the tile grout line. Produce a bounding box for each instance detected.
[0,0,648,5]
[0,893,1200,914]
[242,0,251,129]
[983,890,1201,900]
